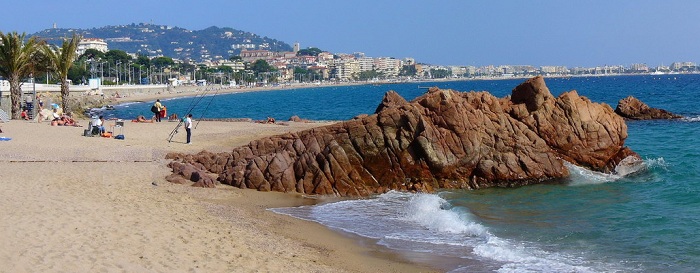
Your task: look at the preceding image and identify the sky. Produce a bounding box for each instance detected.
[3,0,700,67]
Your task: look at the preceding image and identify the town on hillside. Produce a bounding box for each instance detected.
[3,23,700,92]
[72,36,699,87]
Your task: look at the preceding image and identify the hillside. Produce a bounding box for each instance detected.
[32,23,293,62]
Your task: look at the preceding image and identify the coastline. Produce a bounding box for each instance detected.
[0,119,439,272]
[104,72,675,106]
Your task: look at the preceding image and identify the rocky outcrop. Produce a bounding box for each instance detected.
[166,160,217,188]
[615,96,682,120]
[165,76,639,196]
[289,115,312,123]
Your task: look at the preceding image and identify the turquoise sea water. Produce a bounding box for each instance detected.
[111,74,700,272]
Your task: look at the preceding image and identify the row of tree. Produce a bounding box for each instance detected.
[0,32,79,119]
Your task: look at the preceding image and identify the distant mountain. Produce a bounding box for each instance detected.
[32,23,293,62]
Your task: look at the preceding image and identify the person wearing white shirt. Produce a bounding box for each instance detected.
[51,109,61,121]
[92,116,105,133]
[184,114,193,144]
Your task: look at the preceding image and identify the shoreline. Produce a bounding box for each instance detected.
[104,72,678,107]
[0,119,440,272]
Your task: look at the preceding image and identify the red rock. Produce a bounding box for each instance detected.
[615,95,681,120]
[165,76,640,196]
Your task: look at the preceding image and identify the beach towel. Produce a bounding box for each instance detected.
[0,137,11,141]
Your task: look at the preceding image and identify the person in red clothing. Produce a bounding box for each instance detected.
[160,105,167,119]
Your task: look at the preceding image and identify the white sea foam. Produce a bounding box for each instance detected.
[613,156,646,176]
[566,163,622,185]
[566,157,664,186]
[682,115,700,122]
[400,193,488,236]
[272,191,615,272]
[397,193,602,272]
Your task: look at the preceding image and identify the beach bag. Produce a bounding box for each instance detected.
[101,132,112,138]
[151,105,158,113]
[114,134,125,140]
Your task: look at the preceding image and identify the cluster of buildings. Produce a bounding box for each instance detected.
[76,37,700,85]
[236,45,407,81]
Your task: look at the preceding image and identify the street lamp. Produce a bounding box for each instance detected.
[116,61,121,85]
[100,62,105,84]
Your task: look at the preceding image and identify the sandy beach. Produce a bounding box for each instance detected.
[0,118,438,272]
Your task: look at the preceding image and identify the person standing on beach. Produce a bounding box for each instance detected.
[184,114,193,144]
[152,99,163,122]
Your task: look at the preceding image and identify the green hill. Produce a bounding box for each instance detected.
[32,23,293,62]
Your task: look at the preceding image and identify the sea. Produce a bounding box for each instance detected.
[108,74,700,272]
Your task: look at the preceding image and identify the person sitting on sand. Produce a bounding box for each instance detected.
[20,109,29,120]
[132,115,154,123]
[51,117,64,126]
[266,116,276,124]
[61,113,81,127]
[90,116,105,132]
[51,108,61,122]
[168,113,178,121]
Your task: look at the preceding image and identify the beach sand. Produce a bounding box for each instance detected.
[0,119,438,272]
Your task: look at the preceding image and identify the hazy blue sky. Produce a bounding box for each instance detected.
[3,0,699,67]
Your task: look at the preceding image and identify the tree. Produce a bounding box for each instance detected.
[293,67,320,82]
[250,59,274,74]
[67,63,89,85]
[0,32,42,119]
[399,65,417,77]
[297,47,323,56]
[151,56,174,68]
[42,33,80,112]
[229,55,242,62]
[78,48,105,61]
[105,49,130,64]
[135,54,151,67]
[355,70,383,81]
[430,68,450,79]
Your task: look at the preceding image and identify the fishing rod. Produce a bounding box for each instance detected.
[194,87,221,129]
[166,87,215,142]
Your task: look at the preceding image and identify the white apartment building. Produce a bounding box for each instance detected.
[358,57,375,72]
[374,57,401,78]
[77,38,108,56]
[670,62,697,70]
[332,59,360,81]
[540,66,558,74]
[630,63,649,73]
[450,66,466,77]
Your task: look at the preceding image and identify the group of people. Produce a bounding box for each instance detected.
[49,108,81,127]
[148,100,193,144]
[20,95,44,121]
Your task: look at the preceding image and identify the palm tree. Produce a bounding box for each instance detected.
[43,33,80,112]
[0,32,41,119]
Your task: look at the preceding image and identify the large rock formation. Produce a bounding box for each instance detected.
[166,76,639,196]
[615,95,682,120]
